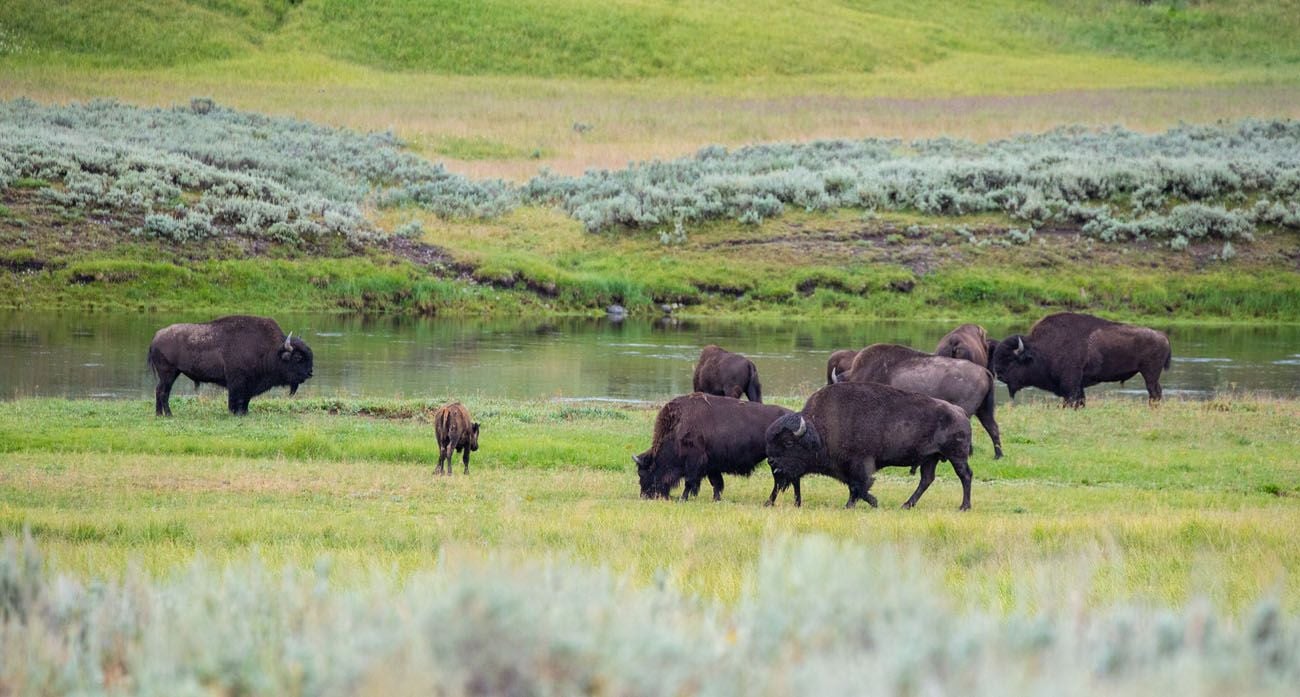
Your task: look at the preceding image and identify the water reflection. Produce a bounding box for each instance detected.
[1,312,1297,402]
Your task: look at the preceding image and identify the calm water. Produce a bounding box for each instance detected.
[1,312,1297,403]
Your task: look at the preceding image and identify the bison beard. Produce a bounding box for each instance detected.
[148,315,314,416]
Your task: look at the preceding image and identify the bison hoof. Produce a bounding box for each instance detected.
[901,502,914,510]
[958,504,971,511]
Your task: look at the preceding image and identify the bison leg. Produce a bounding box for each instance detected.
[845,458,877,509]
[902,456,941,509]
[765,471,790,507]
[792,477,802,507]
[435,440,448,475]
[154,367,179,417]
[1142,367,1164,405]
[975,404,1004,461]
[707,471,725,502]
[950,455,973,511]
[462,445,471,475]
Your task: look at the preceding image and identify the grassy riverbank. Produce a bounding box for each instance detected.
[2,395,1298,611]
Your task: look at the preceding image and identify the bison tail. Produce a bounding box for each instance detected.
[1164,347,1172,371]
[747,364,763,403]
[146,343,164,378]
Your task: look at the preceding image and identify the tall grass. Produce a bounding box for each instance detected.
[2,533,1298,695]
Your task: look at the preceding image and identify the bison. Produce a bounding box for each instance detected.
[634,393,792,501]
[693,345,762,402]
[991,312,1172,408]
[148,315,313,416]
[834,344,1003,459]
[765,382,973,510]
[825,349,857,385]
[934,323,998,369]
[434,402,480,475]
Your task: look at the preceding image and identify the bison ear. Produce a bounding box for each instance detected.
[280,348,292,361]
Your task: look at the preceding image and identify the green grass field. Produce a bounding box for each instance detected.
[4,1,1300,180]
[3,395,1298,613]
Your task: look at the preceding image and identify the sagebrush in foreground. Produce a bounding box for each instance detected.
[1,535,1296,696]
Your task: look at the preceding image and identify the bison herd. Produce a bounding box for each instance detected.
[147,311,1172,509]
[636,312,1171,511]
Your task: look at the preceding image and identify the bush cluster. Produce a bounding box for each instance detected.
[4,101,1296,251]
[2,534,1297,695]
[0,98,516,246]
[524,121,1300,244]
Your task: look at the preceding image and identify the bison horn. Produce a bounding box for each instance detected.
[831,367,841,383]
[792,416,807,438]
[284,332,293,350]
[1014,336,1025,356]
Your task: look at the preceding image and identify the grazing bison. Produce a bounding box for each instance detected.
[634,393,792,501]
[693,345,762,402]
[148,315,313,416]
[825,349,857,385]
[835,344,1003,459]
[765,382,973,510]
[434,402,480,475]
[991,312,1172,408]
[934,324,998,369]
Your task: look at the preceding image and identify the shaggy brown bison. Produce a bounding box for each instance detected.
[434,402,480,475]
[991,312,1172,408]
[693,345,762,402]
[835,344,1003,459]
[634,393,792,500]
[148,315,313,416]
[765,382,973,510]
[934,323,998,368]
[825,349,857,385]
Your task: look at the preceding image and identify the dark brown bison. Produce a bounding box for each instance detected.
[148,315,313,416]
[434,402,480,475]
[765,382,973,510]
[693,345,762,402]
[634,393,792,500]
[991,312,1172,408]
[835,344,1003,459]
[825,349,857,385]
[934,324,998,368]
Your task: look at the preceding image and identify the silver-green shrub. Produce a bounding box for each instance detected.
[524,121,1300,244]
[0,98,517,246]
[2,534,1297,696]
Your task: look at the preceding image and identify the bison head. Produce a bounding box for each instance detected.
[991,335,1041,398]
[278,332,314,393]
[764,413,823,482]
[468,422,480,452]
[633,449,670,499]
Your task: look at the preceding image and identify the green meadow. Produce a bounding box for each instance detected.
[3,395,1297,613]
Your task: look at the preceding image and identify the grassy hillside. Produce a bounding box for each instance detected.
[6,1,1299,76]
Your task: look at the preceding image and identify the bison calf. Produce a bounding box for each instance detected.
[765,382,973,510]
[693,345,762,402]
[148,315,313,416]
[634,393,792,501]
[434,402,480,475]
